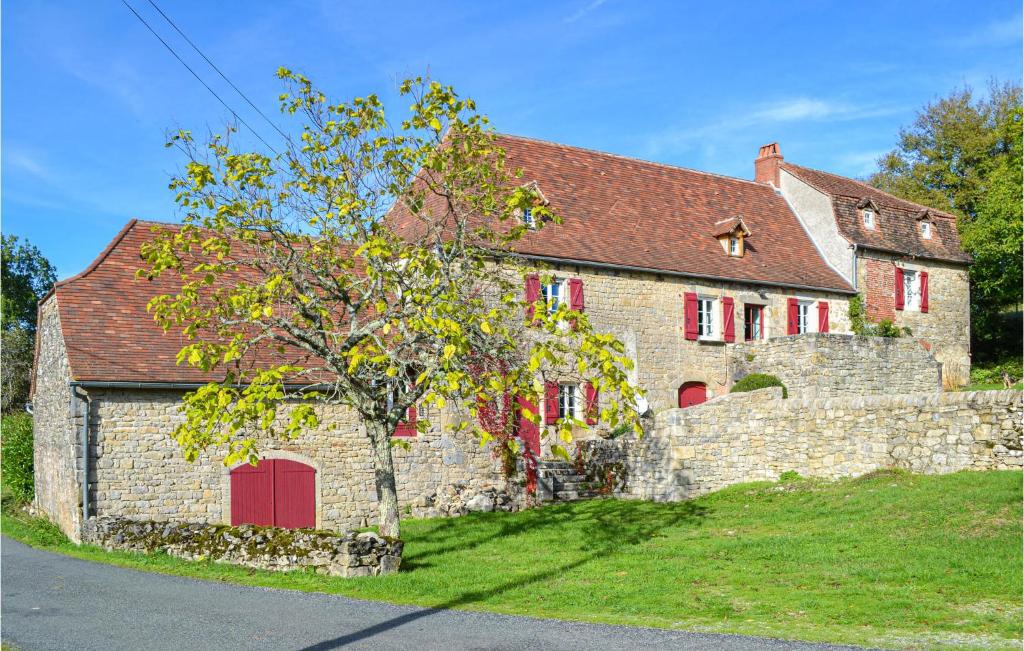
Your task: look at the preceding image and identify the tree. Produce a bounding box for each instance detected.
[141,73,643,539]
[869,82,1023,360]
[1,235,57,412]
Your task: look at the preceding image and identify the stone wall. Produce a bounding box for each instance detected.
[581,388,1022,501]
[82,516,403,577]
[858,250,971,376]
[84,389,509,535]
[31,298,83,541]
[731,333,942,399]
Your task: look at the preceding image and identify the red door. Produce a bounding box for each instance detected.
[231,459,316,529]
[678,382,707,409]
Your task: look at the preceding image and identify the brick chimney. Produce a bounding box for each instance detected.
[754,142,783,187]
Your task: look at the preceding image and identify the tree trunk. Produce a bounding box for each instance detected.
[368,422,401,539]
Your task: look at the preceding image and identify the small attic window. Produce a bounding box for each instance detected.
[920,221,932,239]
[729,236,741,256]
[522,208,536,228]
[714,217,750,258]
[862,209,875,229]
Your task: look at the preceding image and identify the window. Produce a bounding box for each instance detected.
[903,270,920,310]
[522,208,535,228]
[558,384,577,420]
[697,297,716,339]
[744,304,763,341]
[796,301,812,334]
[729,236,740,256]
[862,209,875,229]
[920,221,932,239]
[541,278,564,313]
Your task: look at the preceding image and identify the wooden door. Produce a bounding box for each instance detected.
[230,459,316,529]
[678,382,707,409]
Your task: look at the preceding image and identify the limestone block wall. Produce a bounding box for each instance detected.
[858,250,971,375]
[731,333,942,399]
[537,260,852,412]
[84,389,506,535]
[31,298,83,541]
[582,388,1022,502]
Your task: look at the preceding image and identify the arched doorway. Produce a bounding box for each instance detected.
[230,459,316,529]
[678,382,708,409]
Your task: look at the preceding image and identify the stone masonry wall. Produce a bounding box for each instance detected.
[582,388,1022,501]
[731,333,942,399]
[31,298,83,541]
[85,389,507,535]
[858,250,971,377]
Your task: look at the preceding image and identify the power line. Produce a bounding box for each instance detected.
[119,0,280,155]
[144,0,291,143]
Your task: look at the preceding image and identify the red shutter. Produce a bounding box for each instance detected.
[230,460,274,526]
[920,272,929,313]
[584,381,599,425]
[894,268,904,310]
[394,403,417,437]
[786,298,798,335]
[568,278,584,311]
[273,460,316,529]
[817,301,830,333]
[525,274,541,321]
[684,292,698,340]
[516,395,540,456]
[544,382,560,424]
[722,296,735,343]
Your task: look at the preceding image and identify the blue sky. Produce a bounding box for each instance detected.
[3,1,1020,279]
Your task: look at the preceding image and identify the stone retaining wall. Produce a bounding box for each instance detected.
[731,333,942,398]
[580,388,1022,501]
[82,516,403,577]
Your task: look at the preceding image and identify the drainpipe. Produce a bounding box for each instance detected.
[73,387,91,532]
[850,244,859,291]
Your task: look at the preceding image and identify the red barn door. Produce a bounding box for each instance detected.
[230,459,316,529]
[678,382,708,409]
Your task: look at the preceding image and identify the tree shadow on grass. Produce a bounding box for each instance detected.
[301,499,707,649]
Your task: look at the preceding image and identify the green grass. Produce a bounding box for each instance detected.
[4,471,1021,649]
[961,382,1023,392]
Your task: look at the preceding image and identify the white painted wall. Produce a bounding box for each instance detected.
[779,169,854,285]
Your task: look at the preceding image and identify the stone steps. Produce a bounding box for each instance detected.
[535,460,598,502]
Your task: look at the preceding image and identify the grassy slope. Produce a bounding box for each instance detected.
[4,470,1021,649]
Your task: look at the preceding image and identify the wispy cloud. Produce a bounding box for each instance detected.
[645,97,905,156]
[835,149,889,177]
[564,0,608,24]
[954,13,1022,48]
[4,148,53,181]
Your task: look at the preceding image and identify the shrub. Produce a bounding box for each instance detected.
[848,294,911,338]
[1,414,34,501]
[730,374,788,398]
[970,358,1023,385]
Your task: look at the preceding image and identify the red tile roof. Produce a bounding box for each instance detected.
[391,134,854,293]
[46,220,324,385]
[781,162,970,263]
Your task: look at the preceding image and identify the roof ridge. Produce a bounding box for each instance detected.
[781,162,957,218]
[495,132,773,190]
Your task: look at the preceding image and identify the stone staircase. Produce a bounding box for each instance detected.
[535,459,599,502]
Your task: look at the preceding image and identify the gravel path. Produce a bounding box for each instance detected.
[1,537,864,650]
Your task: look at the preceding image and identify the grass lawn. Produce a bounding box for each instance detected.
[960,382,1023,392]
[4,470,1021,649]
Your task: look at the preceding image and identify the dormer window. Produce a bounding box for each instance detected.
[522,208,536,228]
[920,221,932,239]
[713,217,751,258]
[862,209,875,229]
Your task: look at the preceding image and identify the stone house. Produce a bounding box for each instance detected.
[32,134,972,541]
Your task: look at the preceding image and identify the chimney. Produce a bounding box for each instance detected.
[754,142,783,187]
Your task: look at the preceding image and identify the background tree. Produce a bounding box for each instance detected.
[1,235,57,412]
[142,73,643,539]
[868,82,1023,362]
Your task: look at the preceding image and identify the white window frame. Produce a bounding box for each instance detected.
[920,221,932,239]
[729,236,740,256]
[522,207,536,229]
[862,209,875,229]
[903,269,920,311]
[558,383,578,420]
[796,300,815,334]
[541,278,564,314]
[697,296,717,340]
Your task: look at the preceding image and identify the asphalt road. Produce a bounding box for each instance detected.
[2,537,863,651]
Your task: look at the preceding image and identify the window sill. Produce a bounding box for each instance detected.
[697,338,726,346]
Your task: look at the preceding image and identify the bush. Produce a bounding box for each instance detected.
[730,374,788,398]
[848,295,911,338]
[1,414,34,501]
[970,358,1023,385]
